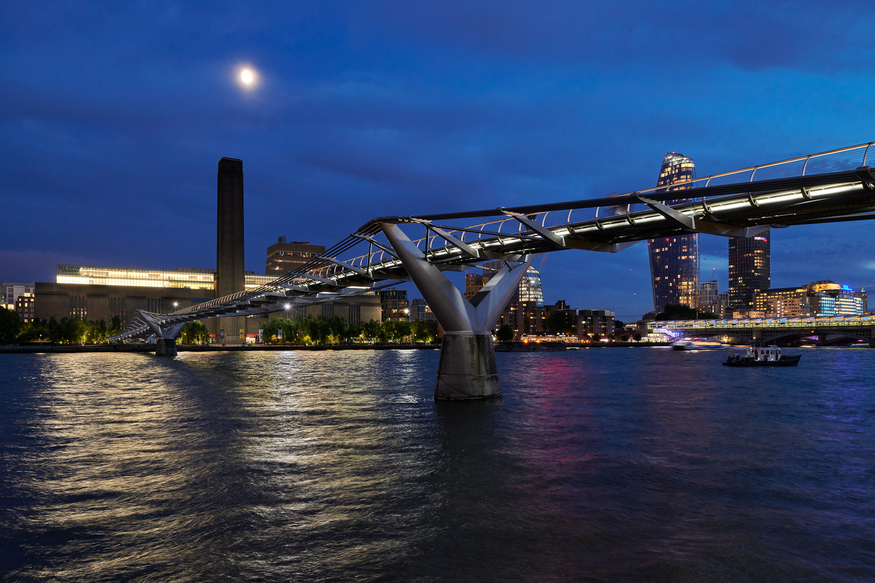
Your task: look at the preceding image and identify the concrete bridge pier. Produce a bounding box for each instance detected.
[140,310,186,357]
[155,338,178,357]
[380,223,535,400]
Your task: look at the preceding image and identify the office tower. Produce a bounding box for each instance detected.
[728,233,770,310]
[647,152,699,313]
[216,157,245,344]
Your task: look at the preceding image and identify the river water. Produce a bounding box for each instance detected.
[1,347,874,582]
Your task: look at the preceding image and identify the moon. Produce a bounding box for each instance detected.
[240,69,254,85]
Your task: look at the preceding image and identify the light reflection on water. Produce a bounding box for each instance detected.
[2,348,874,581]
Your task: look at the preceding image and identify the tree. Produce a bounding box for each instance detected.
[393,320,411,342]
[377,320,392,344]
[327,315,350,344]
[300,316,329,345]
[0,308,22,345]
[633,333,642,342]
[180,321,209,344]
[362,320,381,343]
[109,315,124,337]
[411,319,438,343]
[262,316,283,342]
[496,324,514,343]
[56,317,86,344]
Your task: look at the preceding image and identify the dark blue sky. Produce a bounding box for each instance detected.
[3,1,875,321]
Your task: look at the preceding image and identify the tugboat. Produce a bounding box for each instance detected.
[723,344,801,367]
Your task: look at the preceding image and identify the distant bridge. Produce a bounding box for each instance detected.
[109,141,875,399]
[653,316,875,346]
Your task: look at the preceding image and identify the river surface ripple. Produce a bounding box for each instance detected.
[1,347,874,582]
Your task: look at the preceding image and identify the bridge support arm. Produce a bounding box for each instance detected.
[380,222,535,399]
[139,310,186,356]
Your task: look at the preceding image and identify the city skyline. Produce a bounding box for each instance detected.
[3,3,875,322]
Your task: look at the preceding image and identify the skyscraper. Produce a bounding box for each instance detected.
[647,153,699,314]
[728,233,770,310]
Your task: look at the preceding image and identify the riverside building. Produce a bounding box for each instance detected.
[647,153,699,313]
[753,280,867,317]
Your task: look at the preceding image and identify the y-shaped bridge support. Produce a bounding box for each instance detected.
[139,310,186,357]
[381,223,536,400]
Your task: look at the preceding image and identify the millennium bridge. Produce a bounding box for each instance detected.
[110,141,875,399]
[654,315,875,346]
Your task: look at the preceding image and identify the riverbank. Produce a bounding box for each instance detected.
[0,343,439,354]
[0,341,672,354]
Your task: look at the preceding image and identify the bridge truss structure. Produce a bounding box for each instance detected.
[110,141,875,397]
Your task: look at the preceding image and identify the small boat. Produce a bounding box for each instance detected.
[673,339,729,350]
[723,345,801,367]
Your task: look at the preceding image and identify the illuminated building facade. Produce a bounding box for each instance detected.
[577,309,616,339]
[56,265,215,290]
[648,152,699,313]
[379,289,410,322]
[15,293,35,323]
[753,280,867,317]
[728,233,770,309]
[2,282,34,312]
[518,267,545,306]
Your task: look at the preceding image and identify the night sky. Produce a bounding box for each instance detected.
[3,1,875,321]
